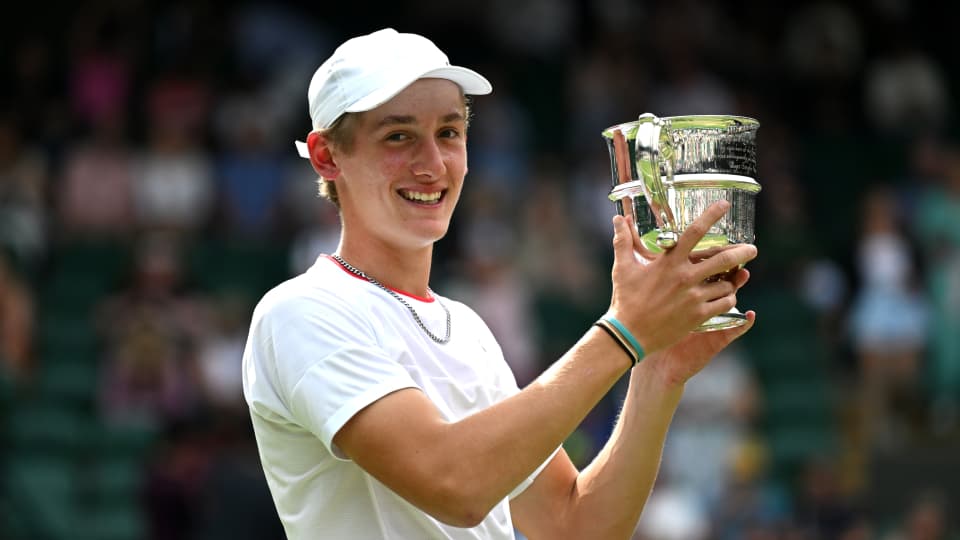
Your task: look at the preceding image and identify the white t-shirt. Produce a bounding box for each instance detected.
[242,255,550,539]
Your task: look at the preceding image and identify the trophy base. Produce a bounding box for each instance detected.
[696,308,749,333]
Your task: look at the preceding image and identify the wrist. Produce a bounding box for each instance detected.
[597,310,651,365]
[630,354,686,400]
[595,315,645,368]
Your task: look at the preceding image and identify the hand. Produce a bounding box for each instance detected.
[606,201,758,355]
[644,276,755,388]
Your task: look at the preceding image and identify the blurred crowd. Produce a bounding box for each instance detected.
[2,1,960,539]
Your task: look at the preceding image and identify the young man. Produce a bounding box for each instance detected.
[242,28,758,539]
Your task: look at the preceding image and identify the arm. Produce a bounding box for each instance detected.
[510,304,755,539]
[334,202,757,527]
[333,324,630,527]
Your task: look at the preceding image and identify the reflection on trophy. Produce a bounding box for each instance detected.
[602,113,761,332]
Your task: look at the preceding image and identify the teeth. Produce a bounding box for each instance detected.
[401,190,442,203]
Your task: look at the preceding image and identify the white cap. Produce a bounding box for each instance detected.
[295,28,492,158]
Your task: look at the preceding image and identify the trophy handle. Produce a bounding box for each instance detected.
[635,113,679,248]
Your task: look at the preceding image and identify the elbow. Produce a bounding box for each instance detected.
[433,507,487,529]
[426,475,498,528]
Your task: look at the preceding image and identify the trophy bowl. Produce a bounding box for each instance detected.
[602,114,761,332]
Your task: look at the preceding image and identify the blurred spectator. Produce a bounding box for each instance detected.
[781,2,864,131]
[286,171,341,275]
[882,490,951,540]
[96,232,209,427]
[67,13,134,132]
[794,457,866,539]
[448,185,539,385]
[782,2,863,84]
[229,2,331,141]
[753,169,818,282]
[914,149,960,434]
[57,111,135,237]
[648,1,736,116]
[212,91,286,237]
[133,77,215,232]
[192,432,286,540]
[481,0,575,58]
[196,291,251,415]
[710,438,792,540]
[7,35,66,145]
[634,478,710,540]
[0,251,35,381]
[569,148,620,253]
[564,38,647,155]
[517,173,608,368]
[848,185,929,448]
[466,86,535,197]
[142,420,217,540]
[0,111,48,266]
[863,36,949,136]
[661,345,761,505]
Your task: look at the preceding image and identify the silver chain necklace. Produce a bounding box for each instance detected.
[332,254,451,344]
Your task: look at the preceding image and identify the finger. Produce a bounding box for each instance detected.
[729,310,756,338]
[702,292,738,321]
[688,244,734,263]
[627,212,657,258]
[713,309,756,341]
[699,278,736,302]
[611,215,634,267]
[627,213,643,249]
[730,268,751,289]
[672,200,730,256]
[694,244,758,281]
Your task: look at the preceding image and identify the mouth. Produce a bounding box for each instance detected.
[398,189,445,206]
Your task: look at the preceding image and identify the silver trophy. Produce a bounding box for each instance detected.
[603,113,761,332]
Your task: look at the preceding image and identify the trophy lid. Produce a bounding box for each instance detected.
[601,115,759,140]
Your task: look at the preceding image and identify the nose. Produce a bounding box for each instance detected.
[411,137,446,180]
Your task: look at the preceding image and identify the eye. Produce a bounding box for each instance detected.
[438,128,461,139]
[385,132,410,142]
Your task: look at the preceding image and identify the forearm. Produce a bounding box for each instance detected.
[435,326,631,518]
[562,356,683,539]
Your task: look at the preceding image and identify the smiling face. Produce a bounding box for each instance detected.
[326,78,469,255]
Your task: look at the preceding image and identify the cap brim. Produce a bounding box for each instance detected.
[345,65,492,115]
[295,139,310,158]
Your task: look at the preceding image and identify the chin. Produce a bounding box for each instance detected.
[410,215,451,235]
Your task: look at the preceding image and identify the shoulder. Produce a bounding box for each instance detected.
[254,257,362,320]
[246,258,387,353]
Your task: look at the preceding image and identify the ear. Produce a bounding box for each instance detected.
[308,131,341,180]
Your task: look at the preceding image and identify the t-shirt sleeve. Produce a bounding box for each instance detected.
[508,447,562,500]
[270,294,418,460]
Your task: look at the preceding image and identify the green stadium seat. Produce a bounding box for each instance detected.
[84,419,160,459]
[74,500,145,540]
[7,401,90,455]
[35,359,100,406]
[186,239,290,297]
[3,456,78,539]
[763,380,836,426]
[86,457,144,502]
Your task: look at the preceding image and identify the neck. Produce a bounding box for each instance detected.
[336,239,434,298]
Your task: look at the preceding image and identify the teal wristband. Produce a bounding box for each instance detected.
[594,322,638,367]
[602,316,645,362]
